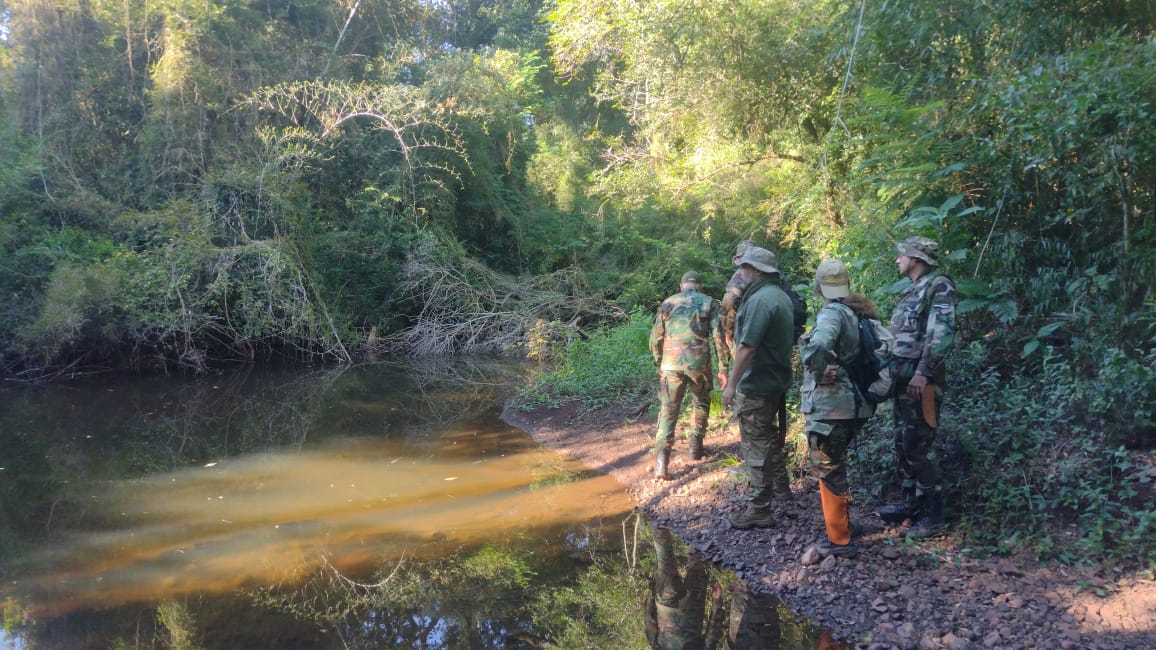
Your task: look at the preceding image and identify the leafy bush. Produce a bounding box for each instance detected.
[848,340,1156,569]
[521,308,656,410]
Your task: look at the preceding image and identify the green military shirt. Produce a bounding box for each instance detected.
[733,277,794,396]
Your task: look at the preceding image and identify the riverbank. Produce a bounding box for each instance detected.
[501,398,1156,650]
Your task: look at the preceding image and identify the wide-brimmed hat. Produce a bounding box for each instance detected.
[680,271,702,285]
[732,239,758,260]
[896,236,939,266]
[815,259,850,299]
[734,246,779,274]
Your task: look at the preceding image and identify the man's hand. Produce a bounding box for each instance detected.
[907,373,929,400]
[716,372,728,389]
[722,385,736,408]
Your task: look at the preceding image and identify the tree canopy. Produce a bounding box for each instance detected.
[0,0,1152,377]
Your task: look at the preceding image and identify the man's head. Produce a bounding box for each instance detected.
[814,259,850,300]
[680,270,702,291]
[732,240,759,263]
[896,236,939,279]
[734,246,779,284]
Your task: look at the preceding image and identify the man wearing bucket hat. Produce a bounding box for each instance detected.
[800,259,890,558]
[878,236,957,539]
[720,247,796,529]
[649,271,730,479]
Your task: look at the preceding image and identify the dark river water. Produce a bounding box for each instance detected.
[0,359,838,649]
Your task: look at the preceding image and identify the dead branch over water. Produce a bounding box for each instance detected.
[382,252,623,357]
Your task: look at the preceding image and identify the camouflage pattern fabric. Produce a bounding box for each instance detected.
[892,371,943,495]
[646,525,709,650]
[656,371,711,448]
[800,302,876,423]
[888,268,956,497]
[807,423,857,498]
[718,269,747,349]
[650,289,728,377]
[889,270,956,379]
[650,289,728,447]
[735,392,791,506]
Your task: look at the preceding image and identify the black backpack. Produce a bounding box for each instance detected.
[783,281,808,341]
[841,309,894,405]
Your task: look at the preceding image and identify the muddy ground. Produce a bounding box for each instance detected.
[501,399,1156,650]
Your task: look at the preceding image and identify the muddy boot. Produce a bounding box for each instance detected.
[904,492,946,540]
[654,448,674,481]
[688,434,705,460]
[729,505,775,530]
[878,487,917,524]
[815,538,859,558]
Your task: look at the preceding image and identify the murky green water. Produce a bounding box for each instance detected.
[0,360,838,649]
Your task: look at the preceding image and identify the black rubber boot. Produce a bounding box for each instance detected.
[654,448,674,480]
[688,434,705,460]
[904,492,947,540]
[878,487,918,524]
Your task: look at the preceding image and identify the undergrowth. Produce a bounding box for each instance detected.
[851,341,1156,571]
[519,308,656,411]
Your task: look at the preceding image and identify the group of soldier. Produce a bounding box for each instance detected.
[648,237,957,559]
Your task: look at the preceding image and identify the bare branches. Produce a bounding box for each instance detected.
[381,249,624,357]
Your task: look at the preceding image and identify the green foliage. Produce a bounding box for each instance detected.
[851,341,1156,569]
[521,308,655,409]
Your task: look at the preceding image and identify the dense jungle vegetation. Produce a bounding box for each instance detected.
[1,1,1153,567]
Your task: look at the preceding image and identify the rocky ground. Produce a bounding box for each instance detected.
[501,399,1156,650]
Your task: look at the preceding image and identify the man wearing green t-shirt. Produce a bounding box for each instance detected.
[721,246,796,529]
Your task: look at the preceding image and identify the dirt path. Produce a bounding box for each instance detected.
[501,399,1156,650]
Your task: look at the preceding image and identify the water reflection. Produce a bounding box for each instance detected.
[0,360,840,648]
[643,518,844,649]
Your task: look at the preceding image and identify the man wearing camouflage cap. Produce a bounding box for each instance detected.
[878,236,957,539]
[649,271,730,480]
[721,247,796,529]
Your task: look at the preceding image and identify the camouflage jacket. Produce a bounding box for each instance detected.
[800,302,876,424]
[650,289,729,377]
[889,270,956,381]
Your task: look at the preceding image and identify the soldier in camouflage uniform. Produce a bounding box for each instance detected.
[721,248,795,529]
[650,271,730,480]
[800,259,885,558]
[877,236,957,539]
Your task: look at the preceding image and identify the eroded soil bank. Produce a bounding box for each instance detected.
[501,399,1156,650]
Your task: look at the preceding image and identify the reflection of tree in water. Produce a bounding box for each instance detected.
[249,524,648,649]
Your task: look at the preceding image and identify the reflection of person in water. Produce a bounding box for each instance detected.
[646,525,722,649]
[645,521,843,650]
[720,581,782,649]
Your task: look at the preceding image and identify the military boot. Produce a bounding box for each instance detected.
[904,492,946,540]
[688,434,705,460]
[729,505,775,530]
[877,487,917,524]
[654,448,674,481]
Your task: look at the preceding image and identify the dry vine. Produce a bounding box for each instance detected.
[381,250,624,357]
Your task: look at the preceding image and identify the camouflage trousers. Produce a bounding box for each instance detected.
[806,419,862,497]
[892,380,943,495]
[656,370,711,449]
[735,392,791,507]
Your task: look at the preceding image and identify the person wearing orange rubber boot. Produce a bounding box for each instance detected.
[800,260,887,558]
